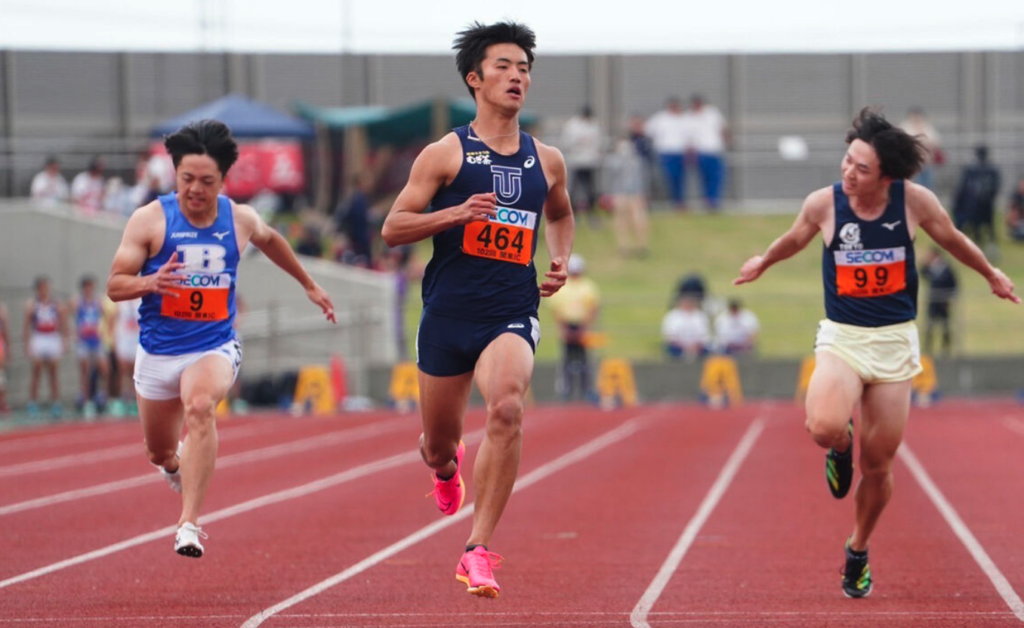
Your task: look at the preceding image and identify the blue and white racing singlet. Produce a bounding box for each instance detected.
[138,193,239,355]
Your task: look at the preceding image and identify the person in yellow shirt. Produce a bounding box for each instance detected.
[547,254,600,400]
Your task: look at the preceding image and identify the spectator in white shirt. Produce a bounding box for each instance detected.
[29,156,69,206]
[661,295,710,360]
[70,156,106,213]
[561,105,603,225]
[688,94,728,210]
[714,298,759,355]
[645,97,692,209]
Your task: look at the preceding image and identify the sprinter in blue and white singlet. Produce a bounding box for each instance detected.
[106,120,336,559]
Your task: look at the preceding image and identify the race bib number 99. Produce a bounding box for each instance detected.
[161,273,231,321]
[834,247,906,297]
[462,206,536,266]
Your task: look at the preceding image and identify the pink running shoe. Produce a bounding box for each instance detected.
[455,546,503,598]
[428,440,465,516]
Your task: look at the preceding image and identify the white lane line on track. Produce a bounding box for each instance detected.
[0,416,412,517]
[0,421,294,477]
[1003,416,1024,438]
[240,417,647,628]
[0,426,487,590]
[630,415,767,628]
[899,443,1024,623]
[0,418,291,456]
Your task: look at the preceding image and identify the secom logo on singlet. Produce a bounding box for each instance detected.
[491,206,537,229]
[834,247,906,266]
[172,273,233,288]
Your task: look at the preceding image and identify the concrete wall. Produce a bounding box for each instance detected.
[366,356,1024,406]
[2,49,1024,201]
[0,201,396,406]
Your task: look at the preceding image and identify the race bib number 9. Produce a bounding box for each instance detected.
[161,273,231,321]
[462,206,536,266]
[834,247,906,297]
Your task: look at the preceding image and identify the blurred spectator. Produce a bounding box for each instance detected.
[688,94,729,210]
[952,146,1000,250]
[920,247,958,356]
[603,137,649,257]
[900,106,943,190]
[714,298,759,355]
[627,114,656,198]
[70,275,108,415]
[70,156,106,213]
[1007,175,1024,243]
[676,272,707,307]
[30,156,69,206]
[645,97,691,209]
[109,297,141,417]
[295,224,324,258]
[24,276,66,417]
[561,105,603,225]
[334,171,374,267]
[0,299,9,414]
[661,294,710,360]
[547,254,600,401]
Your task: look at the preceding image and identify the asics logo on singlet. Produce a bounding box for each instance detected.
[524,156,536,169]
[491,165,523,205]
[170,231,198,239]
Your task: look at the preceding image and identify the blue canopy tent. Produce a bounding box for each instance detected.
[150,94,314,139]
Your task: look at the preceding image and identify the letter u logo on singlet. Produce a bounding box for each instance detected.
[491,165,523,205]
[177,244,227,273]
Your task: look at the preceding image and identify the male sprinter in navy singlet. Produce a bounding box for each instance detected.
[107,120,335,558]
[382,21,574,598]
[735,109,1018,598]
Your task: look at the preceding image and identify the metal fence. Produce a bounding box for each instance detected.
[2,49,1024,202]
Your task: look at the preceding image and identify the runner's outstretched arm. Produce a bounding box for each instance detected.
[734,189,827,286]
[911,185,1019,304]
[238,204,337,323]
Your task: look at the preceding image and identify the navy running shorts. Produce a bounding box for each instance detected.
[416,310,540,377]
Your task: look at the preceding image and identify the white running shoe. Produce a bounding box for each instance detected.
[155,441,184,493]
[174,522,207,558]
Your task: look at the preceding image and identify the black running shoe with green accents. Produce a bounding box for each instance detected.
[841,541,872,598]
[825,419,854,499]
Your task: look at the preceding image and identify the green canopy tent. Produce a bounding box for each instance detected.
[295,98,540,211]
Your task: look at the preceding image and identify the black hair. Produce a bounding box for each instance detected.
[580,104,593,118]
[80,274,95,289]
[34,275,49,290]
[845,108,926,181]
[453,21,536,100]
[975,145,989,163]
[164,119,239,177]
[88,156,104,172]
[44,155,59,167]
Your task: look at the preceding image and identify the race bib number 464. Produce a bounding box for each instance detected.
[834,247,906,297]
[161,273,231,321]
[462,206,536,266]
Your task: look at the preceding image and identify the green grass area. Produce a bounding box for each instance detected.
[404,210,1024,361]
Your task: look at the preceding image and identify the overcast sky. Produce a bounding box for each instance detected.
[3,0,1024,54]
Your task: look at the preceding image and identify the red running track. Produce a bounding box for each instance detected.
[1,400,1022,627]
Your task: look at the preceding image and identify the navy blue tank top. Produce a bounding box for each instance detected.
[421,126,548,322]
[823,181,917,327]
[139,193,239,355]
